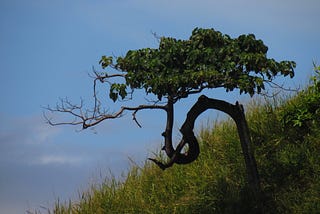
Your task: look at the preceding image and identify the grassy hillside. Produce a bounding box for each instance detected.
[51,69,320,214]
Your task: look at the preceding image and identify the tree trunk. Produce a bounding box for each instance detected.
[150,95,262,209]
[195,95,262,206]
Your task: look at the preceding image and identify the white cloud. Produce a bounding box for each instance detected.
[0,113,60,144]
[34,155,85,165]
[0,114,70,165]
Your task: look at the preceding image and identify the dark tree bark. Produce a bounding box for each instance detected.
[149,95,262,208]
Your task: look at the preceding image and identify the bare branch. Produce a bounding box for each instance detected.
[93,69,126,83]
[265,79,299,92]
[151,30,162,43]
[260,79,300,98]
[84,104,167,129]
[45,98,167,129]
[132,109,142,128]
[45,65,167,130]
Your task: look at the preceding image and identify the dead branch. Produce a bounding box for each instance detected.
[44,100,167,129]
[45,69,165,129]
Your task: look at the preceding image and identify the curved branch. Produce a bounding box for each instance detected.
[150,95,260,183]
[149,95,234,169]
[149,94,262,206]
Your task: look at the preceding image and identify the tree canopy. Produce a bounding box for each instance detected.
[100,28,295,102]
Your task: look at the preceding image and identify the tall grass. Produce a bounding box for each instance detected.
[49,73,320,213]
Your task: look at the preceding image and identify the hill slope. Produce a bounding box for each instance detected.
[52,70,320,214]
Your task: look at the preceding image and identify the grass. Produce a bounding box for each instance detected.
[46,71,320,213]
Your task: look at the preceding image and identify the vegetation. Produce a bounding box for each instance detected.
[50,67,320,213]
[46,29,296,204]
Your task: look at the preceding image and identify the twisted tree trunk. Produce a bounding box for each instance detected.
[149,95,262,208]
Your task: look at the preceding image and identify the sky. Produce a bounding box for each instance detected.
[0,0,319,213]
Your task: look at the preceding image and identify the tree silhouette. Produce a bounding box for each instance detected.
[45,28,295,206]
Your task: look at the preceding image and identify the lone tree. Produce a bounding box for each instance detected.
[45,28,295,204]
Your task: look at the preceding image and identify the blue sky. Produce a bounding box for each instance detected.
[0,0,319,213]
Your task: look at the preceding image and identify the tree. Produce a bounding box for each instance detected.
[45,28,295,208]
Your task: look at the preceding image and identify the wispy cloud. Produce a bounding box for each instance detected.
[0,113,59,143]
[0,114,84,166]
[34,154,85,165]
[0,112,148,168]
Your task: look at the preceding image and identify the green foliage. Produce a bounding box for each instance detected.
[109,83,127,102]
[51,71,320,213]
[279,65,320,140]
[100,28,295,101]
[247,69,320,213]
[99,55,113,69]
